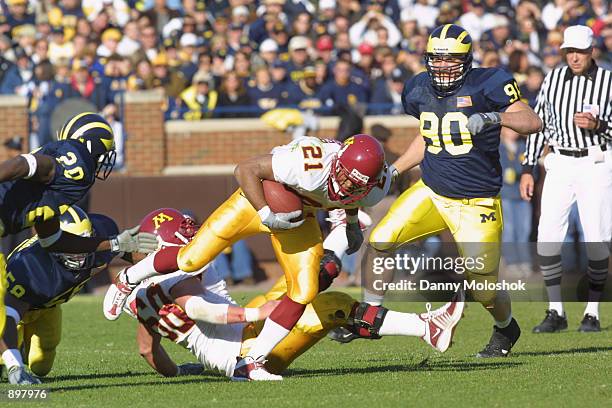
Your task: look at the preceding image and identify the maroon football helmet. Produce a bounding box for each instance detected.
[328,134,385,204]
[140,208,197,247]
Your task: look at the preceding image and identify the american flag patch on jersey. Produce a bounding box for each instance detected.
[457,96,472,107]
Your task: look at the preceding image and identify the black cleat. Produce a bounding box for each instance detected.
[327,327,380,344]
[532,309,568,333]
[578,314,601,332]
[477,318,521,358]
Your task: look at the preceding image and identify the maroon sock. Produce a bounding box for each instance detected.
[153,246,181,274]
[269,295,307,330]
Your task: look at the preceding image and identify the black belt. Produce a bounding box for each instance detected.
[551,144,608,158]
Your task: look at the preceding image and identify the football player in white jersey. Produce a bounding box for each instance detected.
[104,135,394,380]
[120,209,465,380]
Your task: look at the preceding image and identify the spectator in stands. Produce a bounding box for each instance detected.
[216,70,250,118]
[1,0,35,37]
[349,2,401,48]
[508,49,530,85]
[286,35,311,83]
[318,58,367,114]
[117,20,140,58]
[29,59,65,147]
[102,54,130,106]
[410,0,439,30]
[178,33,199,83]
[127,59,154,91]
[283,65,322,110]
[150,52,186,98]
[68,58,106,110]
[459,0,489,41]
[541,46,562,73]
[97,28,122,58]
[519,66,544,108]
[248,65,283,112]
[102,103,125,170]
[371,67,405,115]
[0,46,32,96]
[257,39,279,67]
[480,49,502,68]
[48,26,74,65]
[180,70,218,120]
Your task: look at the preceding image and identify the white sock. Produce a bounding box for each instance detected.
[379,311,425,337]
[124,254,158,285]
[322,225,348,259]
[247,318,290,359]
[495,313,512,329]
[363,290,384,306]
[584,302,599,319]
[2,349,23,369]
[548,300,564,316]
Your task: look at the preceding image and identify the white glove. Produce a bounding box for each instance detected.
[467,112,501,135]
[389,164,399,184]
[258,206,305,230]
[110,226,159,253]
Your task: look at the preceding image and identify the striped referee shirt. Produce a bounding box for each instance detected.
[522,61,612,172]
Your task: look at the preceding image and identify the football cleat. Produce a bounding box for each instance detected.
[477,318,521,358]
[419,288,465,352]
[103,268,134,321]
[7,366,41,385]
[230,356,282,381]
[327,326,378,344]
[578,314,601,332]
[532,309,568,333]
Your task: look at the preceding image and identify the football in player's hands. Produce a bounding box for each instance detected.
[262,180,303,219]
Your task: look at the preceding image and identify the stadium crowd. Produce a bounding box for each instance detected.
[0,0,609,136]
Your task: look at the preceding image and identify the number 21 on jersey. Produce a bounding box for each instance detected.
[302,146,323,171]
[420,111,472,156]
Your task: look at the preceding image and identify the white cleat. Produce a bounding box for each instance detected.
[8,366,41,385]
[230,356,283,381]
[103,268,134,321]
[419,289,465,353]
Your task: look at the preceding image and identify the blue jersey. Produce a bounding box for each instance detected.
[402,68,520,198]
[0,140,95,235]
[5,214,119,309]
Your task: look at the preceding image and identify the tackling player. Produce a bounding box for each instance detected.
[120,209,465,380]
[104,134,393,380]
[0,206,125,384]
[367,24,543,357]
[0,112,158,339]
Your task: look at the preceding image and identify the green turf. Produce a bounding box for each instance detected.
[1,292,610,408]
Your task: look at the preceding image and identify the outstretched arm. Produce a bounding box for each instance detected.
[500,100,543,135]
[0,154,56,184]
[137,323,178,377]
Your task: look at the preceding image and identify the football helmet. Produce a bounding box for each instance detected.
[328,134,385,205]
[57,112,117,180]
[424,24,473,96]
[140,208,197,247]
[55,206,95,270]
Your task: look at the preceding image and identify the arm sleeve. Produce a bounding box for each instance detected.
[522,73,551,171]
[483,69,522,112]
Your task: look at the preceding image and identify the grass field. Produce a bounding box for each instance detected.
[0,291,610,408]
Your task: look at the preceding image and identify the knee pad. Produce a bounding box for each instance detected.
[347,302,388,339]
[319,250,342,292]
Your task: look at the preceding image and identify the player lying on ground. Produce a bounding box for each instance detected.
[365,24,543,357]
[0,112,158,339]
[0,207,130,385]
[104,134,395,380]
[124,247,465,380]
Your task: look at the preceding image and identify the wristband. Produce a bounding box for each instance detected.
[109,236,120,252]
[244,308,260,322]
[20,154,37,179]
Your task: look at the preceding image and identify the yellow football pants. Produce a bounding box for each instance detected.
[0,253,6,338]
[178,189,323,304]
[369,179,503,306]
[241,276,356,374]
[18,307,62,377]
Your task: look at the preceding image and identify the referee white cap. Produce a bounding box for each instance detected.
[560,25,593,50]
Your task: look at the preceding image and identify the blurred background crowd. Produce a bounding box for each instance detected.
[0,0,607,284]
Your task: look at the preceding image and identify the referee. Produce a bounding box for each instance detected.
[520,25,612,333]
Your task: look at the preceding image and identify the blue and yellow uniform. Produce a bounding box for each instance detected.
[4,212,119,377]
[0,140,95,236]
[370,25,522,306]
[0,112,115,341]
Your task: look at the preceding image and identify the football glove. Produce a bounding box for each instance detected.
[389,164,399,185]
[346,221,364,255]
[467,112,501,135]
[110,226,159,254]
[176,363,204,376]
[258,206,305,230]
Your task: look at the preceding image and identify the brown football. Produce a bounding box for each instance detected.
[262,180,303,215]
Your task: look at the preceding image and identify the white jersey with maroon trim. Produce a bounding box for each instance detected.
[271,136,392,209]
[124,263,242,377]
